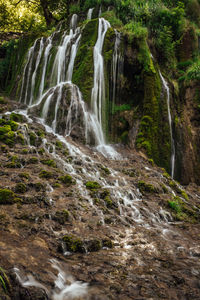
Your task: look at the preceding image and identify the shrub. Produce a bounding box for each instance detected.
[0,189,17,204]
[85,181,101,190]
[59,174,75,186]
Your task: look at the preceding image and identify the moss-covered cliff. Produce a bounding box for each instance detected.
[1,2,200,185]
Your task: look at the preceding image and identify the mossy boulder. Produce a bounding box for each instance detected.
[138,180,158,193]
[85,181,101,191]
[39,170,53,179]
[87,239,102,252]
[41,159,56,167]
[53,210,70,225]
[62,235,85,253]
[59,174,76,186]
[28,157,38,164]
[15,183,27,194]
[0,189,19,204]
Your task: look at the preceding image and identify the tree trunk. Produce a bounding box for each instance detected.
[40,0,55,26]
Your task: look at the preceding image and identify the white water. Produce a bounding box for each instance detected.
[29,38,44,105]
[91,18,110,145]
[38,34,54,99]
[50,28,80,86]
[112,30,123,108]
[14,259,88,300]
[87,8,94,20]
[159,72,175,178]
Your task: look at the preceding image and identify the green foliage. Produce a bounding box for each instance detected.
[15,183,27,193]
[185,59,200,81]
[41,159,56,167]
[0,267,10,293]
[59,174,76,186]
[154,26,176,69]
[112,104,131,114]
[101,10,123,28]
[62,235,85,253]
[168,200,182,213]
[138,180,157,193]
[53,210,69,225]
[0,188,18,204]
[39,170,53,179]
[69,4,80,14]
[28,157,38,164]
[85,181,101,190]
[123,21,148,42]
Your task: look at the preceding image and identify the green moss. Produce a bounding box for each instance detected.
[10,112,23,123]
[62,235,85,253]
[28,157,38,164]
[19,172,30,179]
[0,189,18,204]
[53,210,69,225]
[104,195,113,208]
[102,239,113,249]
[100,166,111,175]
[59,174,75,186]
[73,19,98,102]
[85,181,101,191]
[168,200,182,213]
[38,148,45,155]
[0,96,6,104]
[87,239,102,252]
[39,170,53,179]
[29,132,37,146]
[34,182,45,191]
[16,131,25,144]
[52,182,61,188]
[5,155,21,168]
[138,181,157,193]
[181,190,189,201]
[168,195,198,222]
[15,183,27,194]
[41,159,56,167]
[36,129,45,137]
[55,140,63,149]
[21,148,29,154]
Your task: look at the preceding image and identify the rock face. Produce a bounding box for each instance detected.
[0,105,200,299]
[1,12,200,183]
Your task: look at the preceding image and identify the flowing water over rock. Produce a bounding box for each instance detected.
[159,71,175,178]
[87,8,94,20]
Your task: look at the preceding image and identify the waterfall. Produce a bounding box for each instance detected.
[50,28,81,86]
[38,34,54,99]
[112,30,123,109]
[159,71,175,178]
[91,18,111,144]
[29,38,44,105]
[20,39,37,105]
[87,8,94,20]
[14,259,88,300]
[70,14,78,32]
[20,15,120,158]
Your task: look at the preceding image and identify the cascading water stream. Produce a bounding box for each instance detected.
[159,71,175,178]
[87,8,94,20]
[14,259,88,300]
[20,15,120,158]
[91,18,110,134]
[38,34,54,100]
[111,30,123,109]
[29,37,44,105]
